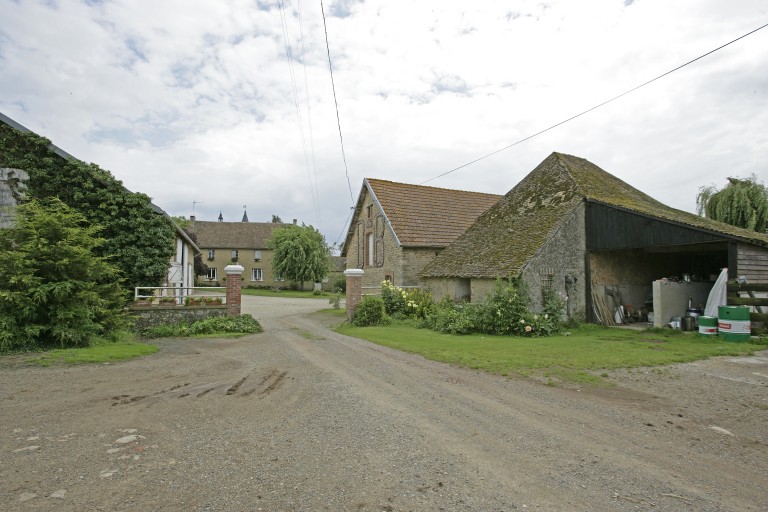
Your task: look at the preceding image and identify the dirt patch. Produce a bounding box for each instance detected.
[1,298,766,511]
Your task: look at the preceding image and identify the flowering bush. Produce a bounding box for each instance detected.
[423,278,566,337]
[380,281,433,319]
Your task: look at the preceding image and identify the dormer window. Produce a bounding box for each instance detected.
[254,250,262,261]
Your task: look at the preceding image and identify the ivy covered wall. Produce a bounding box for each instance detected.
[0,122,175,293]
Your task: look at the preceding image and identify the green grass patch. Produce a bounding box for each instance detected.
[291,327,325,340]
[337,323,768,384]
[28,335,157,367]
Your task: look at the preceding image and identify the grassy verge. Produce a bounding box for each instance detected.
[27,334,157,367]
[337,323,768,385]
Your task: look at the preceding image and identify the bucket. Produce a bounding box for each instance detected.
[698,316,718,337]
[718,306,751,342]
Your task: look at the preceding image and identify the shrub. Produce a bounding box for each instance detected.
[352,296,387,326]
[141,314,262,338]
[328,292,342,309]
[380,281,433,319]
[0,198,127,352]
[333,275,346,293]
[422,278,565,337]
[423,299,475,335]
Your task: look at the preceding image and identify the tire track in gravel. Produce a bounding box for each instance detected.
[278,314,768,511]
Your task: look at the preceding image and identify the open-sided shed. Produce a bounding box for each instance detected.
[421,152,768,327]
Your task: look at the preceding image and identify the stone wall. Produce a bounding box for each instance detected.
[519,205,587,317]
[128,305,227,332]
[345,187,404,289]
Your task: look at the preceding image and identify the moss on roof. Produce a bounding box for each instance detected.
[422,152,768,278]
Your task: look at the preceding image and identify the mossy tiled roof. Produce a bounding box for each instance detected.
[421,152,768,278]
[190,220,292,249]
[366,178,501,247]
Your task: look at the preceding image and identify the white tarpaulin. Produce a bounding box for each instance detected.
[704,268,729,317]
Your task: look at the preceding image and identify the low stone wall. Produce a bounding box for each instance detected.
[128,305,227,332]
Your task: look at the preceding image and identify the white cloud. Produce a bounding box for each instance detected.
[1,0,766,246]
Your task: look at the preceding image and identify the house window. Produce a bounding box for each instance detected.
[254,250,262,261]
[231,249,238,261]
[367,233,374,266]
[207,267,218,281]
[275,273,285,282]
[367,204,373,218]
[251,268,263,281]
[207,249,215,260]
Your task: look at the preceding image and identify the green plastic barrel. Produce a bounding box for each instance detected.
[698,316,718,338]
[718,306,751,342]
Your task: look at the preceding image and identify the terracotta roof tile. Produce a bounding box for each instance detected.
[367,178,501,247]
[190,220,292,249]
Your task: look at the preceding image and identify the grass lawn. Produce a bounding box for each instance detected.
[337,323,768,385]
[27,339,158,367]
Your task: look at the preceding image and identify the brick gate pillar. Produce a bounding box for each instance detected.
[344,268,364,322]
[224,264,244,317]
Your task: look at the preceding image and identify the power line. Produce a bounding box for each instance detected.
[419,21,768,185]
[320,0,355,206]
[297,0,322,225]
[278,0,322,225]
[334,206,355,249]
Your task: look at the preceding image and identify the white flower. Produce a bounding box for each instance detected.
[519,319,525,324]
[525,325,532,332]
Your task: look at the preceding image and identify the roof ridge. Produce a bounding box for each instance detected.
[365,177,502,198]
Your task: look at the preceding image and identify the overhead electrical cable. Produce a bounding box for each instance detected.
[320,0,355,206]
[334,206,356,250]
[419,21,768,185]
[278,0,322,225]
[297,0,323,225]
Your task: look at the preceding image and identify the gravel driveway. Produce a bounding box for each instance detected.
[1,296,767,511]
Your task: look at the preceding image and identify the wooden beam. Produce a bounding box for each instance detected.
[728,297,768,306]
[727,283,768,292]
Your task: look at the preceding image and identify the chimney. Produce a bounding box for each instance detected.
[190,215,196,222]
[293,219,297,225]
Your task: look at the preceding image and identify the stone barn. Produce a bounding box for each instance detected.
[421,152,768,326]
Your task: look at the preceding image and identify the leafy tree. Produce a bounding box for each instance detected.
[271,214,283,223]
[697,175,768,233]
[0,124,176,293]
[171,215,191,229]
[267,224,330,289]
[0,198,127,352]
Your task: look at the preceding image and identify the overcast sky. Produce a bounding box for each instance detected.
[1,0,766,248]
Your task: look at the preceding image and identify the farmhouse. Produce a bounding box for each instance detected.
[190,216,296,288]
[342,178,501,291]
[421,152,768,326]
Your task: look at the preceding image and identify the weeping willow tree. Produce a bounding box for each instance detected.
[697,175,768,234]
